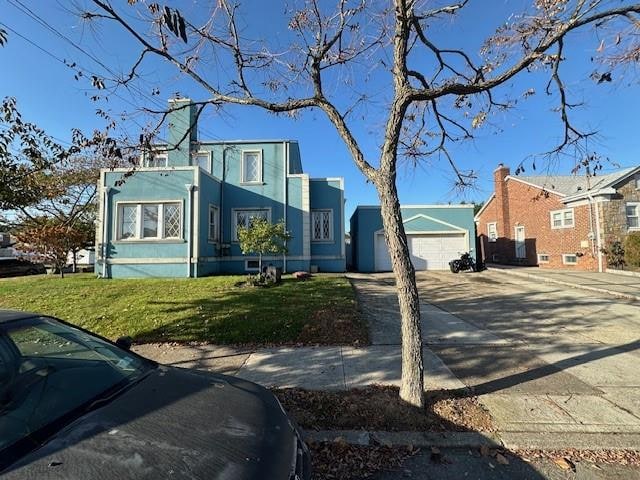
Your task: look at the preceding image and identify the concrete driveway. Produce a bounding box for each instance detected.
[348,271,640,449]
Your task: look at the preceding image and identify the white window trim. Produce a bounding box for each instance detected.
[208,205,219,243]
[487,222,497,242]
[635,176,640,190]
[192,150,211,173]
[550,208,575,229]
[562,253,578,265]
[245,259,260,272]
[231,207,272,242]
[142,152,168,168]
[311,209,334,242]
[537,253,550,263]
[626,202,640,231]
[115,201,183,242]
[241,149,264,184]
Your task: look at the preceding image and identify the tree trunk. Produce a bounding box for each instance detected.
[377,177,425,408]
[72,250,77,273]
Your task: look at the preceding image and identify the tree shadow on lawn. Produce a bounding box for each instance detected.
[131,277,367,346]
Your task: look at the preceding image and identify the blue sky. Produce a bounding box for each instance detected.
[2,0,639,221]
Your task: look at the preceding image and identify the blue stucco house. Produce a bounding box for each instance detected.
[96,98,345,278]
[350,205,476,272]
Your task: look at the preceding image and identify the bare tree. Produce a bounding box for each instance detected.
[82,0,640,407]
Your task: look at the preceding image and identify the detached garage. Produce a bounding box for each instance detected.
[350,205,476,272]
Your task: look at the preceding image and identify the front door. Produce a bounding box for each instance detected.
[515,226,526,258]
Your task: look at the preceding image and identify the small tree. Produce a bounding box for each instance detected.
[237,218,290,274]
[624,233,640,269]
[17,220,90,278]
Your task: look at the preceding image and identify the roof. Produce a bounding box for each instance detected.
[512,166,639,197]
[0,309,40,323]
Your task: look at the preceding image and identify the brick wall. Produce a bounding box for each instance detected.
[477,169,599,271]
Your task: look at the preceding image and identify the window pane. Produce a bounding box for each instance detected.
[142,205,159,238]
[164,204,181,238]
[322,211,331,239]
[243,153,260,182]
[630,216,639,228]
[120,205,137,239]
[197,154,210,173]
[626,206,637,217]
[209,207,218,241]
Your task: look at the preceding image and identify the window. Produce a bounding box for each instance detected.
[193,152,211,173]
[635,176,640,190]
[562,254,578,265]
[143,153,168,168]
[245,260,260,271]
[242,151,262,183]
[550,208,574,229]
[487,222,497,242]
[208,205,219,242]
[538,254,550,263]
[626,203,640,230]
[233,209,270,240]
[117,202,182,240]
[311,210,333,241]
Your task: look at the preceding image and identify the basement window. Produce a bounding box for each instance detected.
[562,254,578,265]
[245,260,260,271]
[538,254,550,263]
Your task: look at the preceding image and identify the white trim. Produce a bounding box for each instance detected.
[114,200,183,241]
[562,253,578,265]
[193,170,200,270]
[231,207,272,241]
[550,208,575,229]
[106,257,188,265]
[310,177,344,182]
[505,175,566,197]
[311,209,334,242]
[473,194,495,221]
[244,259,260,272]
[401,213,467,232]
[301,175,311,257]
[514,225,526,259]
[626,202,640,231]
[103,166,197,173]
[208,204,220,242]
[537,253,550,263]
[487,222,497,242]
[240,149,263,184]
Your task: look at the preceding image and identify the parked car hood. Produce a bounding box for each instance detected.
[2,366,298,479]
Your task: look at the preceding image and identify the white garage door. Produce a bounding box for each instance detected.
[375,233,466,272]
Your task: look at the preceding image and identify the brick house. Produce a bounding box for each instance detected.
[475,164,640,271]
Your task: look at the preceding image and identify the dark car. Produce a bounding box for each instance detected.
[0,311,311,479]
[0,259,46,278]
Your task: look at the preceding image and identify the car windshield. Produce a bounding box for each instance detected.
[0,316,151,456]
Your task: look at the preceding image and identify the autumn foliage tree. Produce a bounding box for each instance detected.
[82,0,640,407]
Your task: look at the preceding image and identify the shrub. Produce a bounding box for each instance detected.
[602,240,625,269]
[624,232,640,268]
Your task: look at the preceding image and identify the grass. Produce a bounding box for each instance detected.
[0,273,367,346]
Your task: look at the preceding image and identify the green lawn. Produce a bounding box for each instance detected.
[0,274,367,345]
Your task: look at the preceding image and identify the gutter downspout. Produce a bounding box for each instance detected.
[220,148,226,256]
[186,183,195,277]
[283,141,288,273]
[593,196,604,273]
[101,187,111,278]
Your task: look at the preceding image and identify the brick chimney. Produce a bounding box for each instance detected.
[494,164,510,238]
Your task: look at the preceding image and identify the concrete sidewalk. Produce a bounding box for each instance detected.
[488,265,640,301]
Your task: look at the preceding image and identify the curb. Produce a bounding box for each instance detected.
[487,267,640,302]
[304,429,640,451]
[303,430,503,448]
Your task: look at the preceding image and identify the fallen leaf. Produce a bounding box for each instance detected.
[496,453,509,465]
[553,457,575,471]
[480,445,490,457]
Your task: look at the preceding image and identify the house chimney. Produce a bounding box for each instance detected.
[494,164,510,239]
[167,98,198,166]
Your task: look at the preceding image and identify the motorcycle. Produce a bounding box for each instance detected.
[449,252,476,273]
